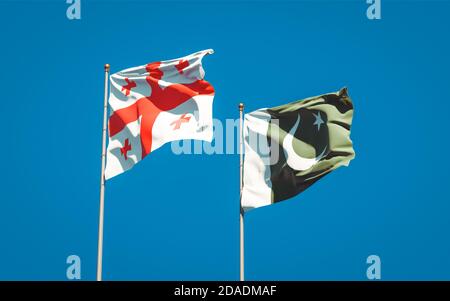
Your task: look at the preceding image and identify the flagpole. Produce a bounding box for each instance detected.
[97,63,110,281]
[239,102,245,281]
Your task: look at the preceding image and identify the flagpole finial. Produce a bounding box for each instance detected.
[239,103,244,111]
[104,64,110,72]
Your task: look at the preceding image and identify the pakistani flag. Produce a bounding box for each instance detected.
[241,88,355,211]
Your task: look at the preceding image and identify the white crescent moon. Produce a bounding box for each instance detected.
[282,115,327,171]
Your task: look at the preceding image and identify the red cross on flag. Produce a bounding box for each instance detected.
[104,49,215,179]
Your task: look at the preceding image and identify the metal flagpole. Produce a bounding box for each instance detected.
[97,63,110,281]
[239,102,244,281]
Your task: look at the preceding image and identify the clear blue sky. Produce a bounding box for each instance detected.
[1,0,450,280]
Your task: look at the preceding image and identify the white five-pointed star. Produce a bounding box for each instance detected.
[313,112,324,131]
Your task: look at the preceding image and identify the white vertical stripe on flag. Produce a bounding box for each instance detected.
[241,110,273,211]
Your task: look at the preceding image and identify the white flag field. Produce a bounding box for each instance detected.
[104,49,215,179]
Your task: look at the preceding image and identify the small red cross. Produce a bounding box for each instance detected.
[120,138,132,160]
[170,113,191,130]
[175,59,189,74]
[121,78,137,96]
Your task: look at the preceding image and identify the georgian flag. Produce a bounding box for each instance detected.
[241,88,355,211]
[105,49,215,179]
